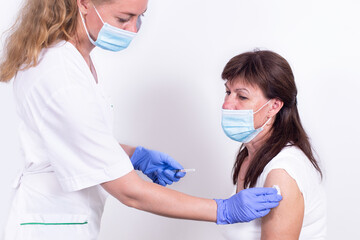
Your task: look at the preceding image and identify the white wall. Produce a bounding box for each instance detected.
[1,0,359,239]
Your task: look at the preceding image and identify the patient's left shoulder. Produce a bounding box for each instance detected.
[261,169,304,240]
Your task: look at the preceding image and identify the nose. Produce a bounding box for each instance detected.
[222,97,237,110]
[124,19,139,33]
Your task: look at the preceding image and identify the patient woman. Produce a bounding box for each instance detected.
[218,50,326,239]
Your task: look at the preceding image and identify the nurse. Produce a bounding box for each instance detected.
[0,0,282,239]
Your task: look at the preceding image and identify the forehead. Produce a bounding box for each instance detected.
[226,76,263,93]
[99,0,148,14]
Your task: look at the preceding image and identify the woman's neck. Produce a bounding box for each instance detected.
[245,124,272,159]
[237,129,271,192]
[69,18,96,69]
[69,18,98,82]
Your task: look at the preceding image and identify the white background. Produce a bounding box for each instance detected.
[1,0,359,239]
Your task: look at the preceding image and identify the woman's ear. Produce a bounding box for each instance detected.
[78,0,92,14]
[268,98,284,117]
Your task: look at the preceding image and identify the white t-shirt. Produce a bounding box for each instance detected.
[219,145,327,239]
[13,40,134,192]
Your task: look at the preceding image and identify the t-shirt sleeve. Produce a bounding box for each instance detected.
[38,85,134,192]
[258,150,310,200]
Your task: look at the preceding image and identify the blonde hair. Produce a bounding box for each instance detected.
[0,0,79,82]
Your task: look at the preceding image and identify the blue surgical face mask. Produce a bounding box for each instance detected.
[79,5,138,52]
[221,100,272,143]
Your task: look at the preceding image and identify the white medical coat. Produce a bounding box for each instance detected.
[3,41,134,240]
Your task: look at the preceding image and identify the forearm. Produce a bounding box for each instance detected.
[135,181,216,221]
[102,171,217,222]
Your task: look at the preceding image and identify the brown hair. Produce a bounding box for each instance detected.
[222,50,322,188]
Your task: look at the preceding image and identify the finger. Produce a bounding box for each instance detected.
[156,169,173,181]
[163,169,177,180]
[248,187,278,196]
[162,177,172,185]
[157,173,173,185]
[258,193,283,203]
[268,194,283,202]
[154,175,167,186]
[162,155,184,170]
[172,177,180,183]
[175,171,186,178]
[165,169,186,181]
[258,201,280,211]
[163,169,181,182]
[156,178,167,186]
[255,208,271,218]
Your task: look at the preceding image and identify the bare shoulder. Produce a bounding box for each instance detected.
[261,169,304,240]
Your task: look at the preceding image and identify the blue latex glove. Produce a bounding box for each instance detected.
[215,187,282,224]
[130,146,186,186]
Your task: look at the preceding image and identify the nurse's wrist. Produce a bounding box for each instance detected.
[214,199,229,224]
[129,146,148,170]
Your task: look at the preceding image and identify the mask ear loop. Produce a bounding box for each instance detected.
[260,117,272,128]
[79,9,97,45]
[254,99,272,114]
[92,4,105,24]
[255,99,273,130]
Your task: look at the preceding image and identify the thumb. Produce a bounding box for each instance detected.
[163,155,184,170]
[245,187,277,196]
[256,208,271,218]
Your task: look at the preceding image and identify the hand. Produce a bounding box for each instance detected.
[130,146,186,186]
[215,187,282,224]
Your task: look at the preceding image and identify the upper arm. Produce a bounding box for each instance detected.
[261,169,304,240]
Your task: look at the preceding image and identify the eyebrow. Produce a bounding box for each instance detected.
[122,8,147,17]
[224,83,249,93]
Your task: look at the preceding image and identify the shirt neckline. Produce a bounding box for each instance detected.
[59,40,100,87]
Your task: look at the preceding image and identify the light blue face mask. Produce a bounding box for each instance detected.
[79,5,138,52]
[221,100,272,143]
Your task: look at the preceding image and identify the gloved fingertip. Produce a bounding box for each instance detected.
[250,187,277,196]
[171,176,179,182]
[155,178,166,186]
[164,177,173,185]
[266,187,278,195]
[160,171,177,183]
[257,209,271,218]
[271,201,280,209]
[158,174,173,186]
[163,169,175,177]
[267,194,283,202]
[175,171,186,178]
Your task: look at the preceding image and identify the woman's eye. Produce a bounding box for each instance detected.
[238,95,247,100]
[117,17,129,23]
[225,91,231,95]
